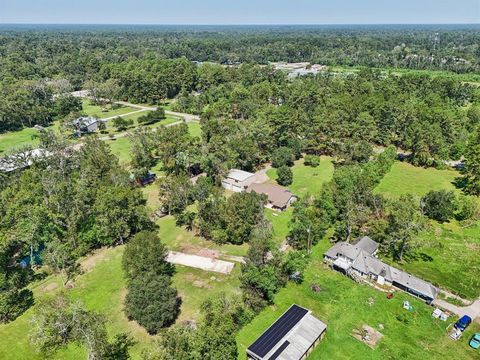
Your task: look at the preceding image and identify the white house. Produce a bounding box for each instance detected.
[221,169,256,192]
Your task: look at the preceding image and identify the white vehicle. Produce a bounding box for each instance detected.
[450,328,463,341]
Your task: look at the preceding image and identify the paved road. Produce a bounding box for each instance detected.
[433,297,480,320]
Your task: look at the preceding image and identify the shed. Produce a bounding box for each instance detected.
[247,304,327,360]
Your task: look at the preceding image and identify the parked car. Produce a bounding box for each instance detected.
[470,333,480,349]
[454,315,472,331]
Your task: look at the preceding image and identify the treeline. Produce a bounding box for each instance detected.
[174,66,480,166]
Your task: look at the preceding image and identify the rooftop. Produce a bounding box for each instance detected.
[247,182,294,208]
[226,169,255,182]
[247,304,327,360]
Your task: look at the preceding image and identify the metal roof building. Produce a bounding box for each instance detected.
[247,304,327,360]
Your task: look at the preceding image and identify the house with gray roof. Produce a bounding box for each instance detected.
[324,236,439,303]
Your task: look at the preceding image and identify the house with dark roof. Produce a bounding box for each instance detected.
[324,236,439,303]
[247,182,296,211]
[247,304,327,360]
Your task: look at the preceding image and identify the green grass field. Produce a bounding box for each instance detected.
[187,122,202,138]
[0,243,242,360]
[382,221,480,300]
[374,161,459,197]
[374,161,479,299]
[81,99,136,119]
[267,156,334,197]
[237,239,480,360]
[157,215,249,257]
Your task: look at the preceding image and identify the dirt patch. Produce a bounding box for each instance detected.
[466,243,478,251]
[197,248,220,258]
[193,280,212,289]
[43,282,58,292]
[352,325,383,348]
[80,248,108,272]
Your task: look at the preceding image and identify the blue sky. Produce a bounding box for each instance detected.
[1,0,479,24]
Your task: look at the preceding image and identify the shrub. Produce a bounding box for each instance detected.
[277,166,293,186]
[138,108,166,125]
[455,195,478,221]
[422,190,456,222]
[304,154,320,167]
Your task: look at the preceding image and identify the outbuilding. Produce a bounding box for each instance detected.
[247,304,327,360]
[221,169,256,192]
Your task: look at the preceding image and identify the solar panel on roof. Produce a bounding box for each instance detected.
[247,305,308,358]
[268,340,290,360]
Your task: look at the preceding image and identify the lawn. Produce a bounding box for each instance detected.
[157,215,249,257]
[374,161,479,299]
[374,161,459,197]
[188,121,202,138]
[81,99,136,119]
[107,137,132,164]
[382,220,480,300]
[237,239,480,360]
[0,243,242,360]
[267,156,334,197]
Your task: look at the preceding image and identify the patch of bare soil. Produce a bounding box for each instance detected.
[466,243,478,251]
[352,325,383,348]
[80,248,108,272]
[197,248,220,258]
[43,282,58,292]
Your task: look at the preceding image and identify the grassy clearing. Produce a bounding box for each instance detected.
[81,99,135,119]
[187,122,202,138]
[237,239,480,360]
[267,156,334,197]
[374,161,459,197]
[157,215,249,257]
[173,265,242,322]
[374,161,479,298]
[0,243,242,360]
[382,221,480,300]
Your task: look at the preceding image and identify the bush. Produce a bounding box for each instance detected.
[422,190,456,222]
[138,108,166,125]
[304,154,320,167]
[455,195,478,221]
[124,274,181,334]
[271,147,294,168]
[112,116,133,131]
[277,166,293,186]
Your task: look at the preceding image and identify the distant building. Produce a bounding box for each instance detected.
[221,169,256,192]
[0,148,50,173]
[324,236,439,303]
[72,116,102,135]
[247,304,327,360]
[247,182,296,211]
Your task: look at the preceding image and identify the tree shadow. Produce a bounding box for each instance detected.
[453,176,467,190]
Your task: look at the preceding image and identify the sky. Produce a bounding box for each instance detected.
[0,0,479,25]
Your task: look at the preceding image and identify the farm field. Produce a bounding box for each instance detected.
[267,156,334,197]
[236,239,480,360]
[374,161,459,197]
